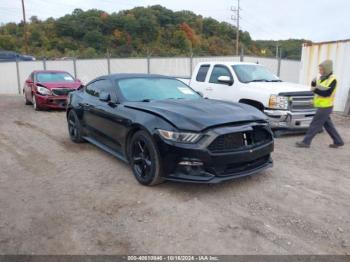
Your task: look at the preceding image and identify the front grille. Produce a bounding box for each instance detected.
[208,132,245,152]
[208,126,272,153]
[52,88,75,96]
[289,96,314,112]
[219,155,271,176]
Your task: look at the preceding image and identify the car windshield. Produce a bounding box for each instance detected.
[232,64,281,83]
[36,72,74,83]
[117,78,201,102]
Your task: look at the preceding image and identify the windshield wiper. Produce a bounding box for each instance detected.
[139,99,152,102]
[167,97,185,100]
[247,79,282,83]
[267,79,283,82]
[247,79,269,83]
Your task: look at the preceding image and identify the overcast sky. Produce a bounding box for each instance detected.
[0,0,349,41]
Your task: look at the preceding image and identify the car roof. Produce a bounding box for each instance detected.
[105,73,176,81]
[33,70,71,74]
[197,61,263,66]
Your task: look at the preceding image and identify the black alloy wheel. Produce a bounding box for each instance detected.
[129,131,164,186]
[68,110,84,143]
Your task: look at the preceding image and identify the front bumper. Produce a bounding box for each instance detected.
[155,123,274,183]
[35,94,68,109]
[264,109,316,130]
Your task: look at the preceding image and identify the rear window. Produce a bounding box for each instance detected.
[196,65,210,82]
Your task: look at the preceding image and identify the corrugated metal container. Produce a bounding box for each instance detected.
[299,39,350,112]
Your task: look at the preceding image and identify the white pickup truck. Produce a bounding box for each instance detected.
[179,62,316,131]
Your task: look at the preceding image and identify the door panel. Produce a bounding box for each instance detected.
[207,65,237,101]
[82,79,127,153]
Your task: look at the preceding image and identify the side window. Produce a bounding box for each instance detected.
[209,65,232,84]
[196,65,210,82]
[30,73,34,81]
[86,81,101,97]
[85,79,113,98]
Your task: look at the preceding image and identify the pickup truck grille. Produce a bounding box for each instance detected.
[290,96,315,112]
[208,126,272,153]
[52,88,75,96]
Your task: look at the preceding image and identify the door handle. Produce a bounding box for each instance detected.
[79,103,92,109]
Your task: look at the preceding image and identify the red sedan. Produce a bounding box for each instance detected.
[23,70,82,110]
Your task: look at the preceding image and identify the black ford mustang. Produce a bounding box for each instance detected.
[66,74,274,186]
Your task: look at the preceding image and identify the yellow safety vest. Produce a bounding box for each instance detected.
[313,74,337,108]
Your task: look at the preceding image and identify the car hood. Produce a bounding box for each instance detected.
[36,82,81,89]
[124,99,267,132]
[247,81,311,94]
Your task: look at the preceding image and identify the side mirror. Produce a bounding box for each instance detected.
[25,79,33,84]
[99,91,111,102]
[78,84,85,90]
[218,76,233,86]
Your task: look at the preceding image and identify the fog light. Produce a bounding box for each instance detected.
[178,160,203,166]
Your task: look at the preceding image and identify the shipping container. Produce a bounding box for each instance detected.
[299,39,350,112]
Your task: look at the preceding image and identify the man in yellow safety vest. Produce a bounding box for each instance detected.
[296,60,344,148]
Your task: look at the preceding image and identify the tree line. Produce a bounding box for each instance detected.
[0,5,310,59]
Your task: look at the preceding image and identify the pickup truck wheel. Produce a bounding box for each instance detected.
[273,130,284,138]
[129,130,164,186]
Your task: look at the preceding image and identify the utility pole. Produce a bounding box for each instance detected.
[231,0,241,56]
[21,0,29,54]
[277,47,282,77]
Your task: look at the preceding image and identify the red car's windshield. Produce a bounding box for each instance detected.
[36,72,75,83]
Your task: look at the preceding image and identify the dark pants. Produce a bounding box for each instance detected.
[303,107,344,145]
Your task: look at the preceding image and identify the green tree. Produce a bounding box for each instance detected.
[0,5,307,59]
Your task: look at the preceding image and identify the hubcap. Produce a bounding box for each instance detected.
[132,139,152,179]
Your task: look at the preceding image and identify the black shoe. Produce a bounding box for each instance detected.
[296,141,310,148]
[329,143,344,148]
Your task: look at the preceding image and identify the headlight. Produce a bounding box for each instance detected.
[269,95,289,110]
[158,129,201,143]
[36,86,52,95]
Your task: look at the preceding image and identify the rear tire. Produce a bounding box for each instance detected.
[128,130,164,186]
[67,110,84,143]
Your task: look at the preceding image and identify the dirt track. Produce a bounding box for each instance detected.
[0,95,349,255]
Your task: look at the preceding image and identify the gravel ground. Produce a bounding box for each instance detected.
[0,95,349,255]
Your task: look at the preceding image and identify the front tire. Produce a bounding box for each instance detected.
[67,110,84,143]
[128,130,164,186]
[32,94,41,111]
[24,92,31,105]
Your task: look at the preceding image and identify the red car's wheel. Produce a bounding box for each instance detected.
[24,92,31,105]
[32,94,41,111]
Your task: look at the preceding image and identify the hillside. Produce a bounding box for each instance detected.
[0,5,310,59]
